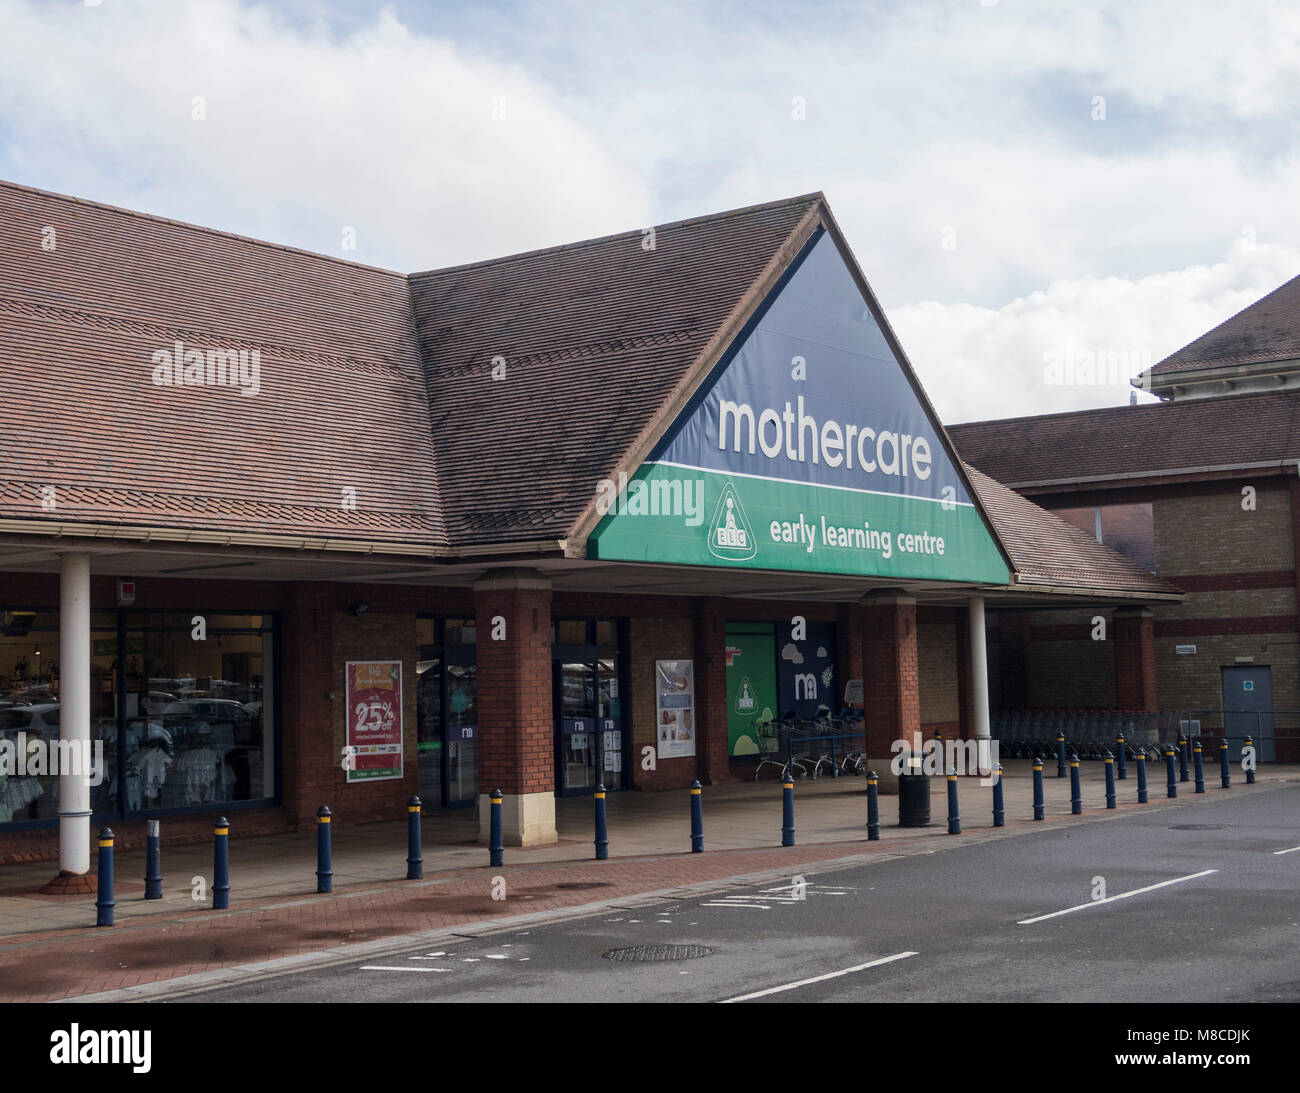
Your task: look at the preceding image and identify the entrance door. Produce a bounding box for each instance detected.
[725,622,778,758]
[1222,666,1275,762]
[444,648,478,805]
[555,654,598,795]
[415,647,443,808]
[553,620,625,796]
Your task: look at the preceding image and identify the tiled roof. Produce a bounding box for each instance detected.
[0,179,447,545]
[0,179,1179,599]
[948,390,1300,487]
[409,194,822,544]
[965,465,1179,596]
[1149,271,1300,376]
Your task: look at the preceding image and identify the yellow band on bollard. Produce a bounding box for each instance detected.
[215,827,228,835]
[691,788,701,795]
[408,806,420,813]
[320,816,331,823]
[867,778,877,785]
[595,792,605,798]
[1105,758,1113,764]
[783,781,794,788]
[1070,761,1079,767]
[98,839,113,848]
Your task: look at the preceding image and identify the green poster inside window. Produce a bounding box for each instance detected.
[725,623,778,757]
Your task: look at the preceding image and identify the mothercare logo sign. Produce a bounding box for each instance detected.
[589,230,1008,585]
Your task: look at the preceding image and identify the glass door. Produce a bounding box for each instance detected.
[415,646,443,809]
[556,657,598,795]
[444,648,477,805]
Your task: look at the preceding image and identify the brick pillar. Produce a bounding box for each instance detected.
[1113,606,1157,711]
[693,597,734,785]
[474,569,555,846]
[860,590,919,766]
[836,601,865,714]
[281,582,337,829]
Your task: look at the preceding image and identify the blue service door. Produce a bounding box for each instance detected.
[1222,666,1275,763]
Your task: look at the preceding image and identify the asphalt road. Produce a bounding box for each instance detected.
[172,784,1299,1004]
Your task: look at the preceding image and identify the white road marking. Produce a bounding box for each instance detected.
[360,966,451,973]
[1017,870,1219,925]
[485,954,508,959]
[1273,845,1300,856]
[719,951,918,1003]
[701,902,770,909]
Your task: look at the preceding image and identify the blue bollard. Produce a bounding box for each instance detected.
[212,817,230,910]
[407,796,424,879]
[594,784,609,860]
[316,805,333,893]
[1165,747,1178,798]
[1193,741,1205,793]
[1136,751,1148,804]
[96,826,115,927]
[489,789,503,868]
[1220,740,1231,789]
[992,764,1005,827]
[782,776,795,846]
[1069,755,1082,814]
[947,768,962,834]
[1032,757,1045,820]
[1244,736,1256,784]
[1104,751,1116,809]
[1179,737,1190,783]
[690,780,704,853]
[866,771,880,841]
[1115,734,1127,780]
[144,819,162,900]
[1056,733,1067,778]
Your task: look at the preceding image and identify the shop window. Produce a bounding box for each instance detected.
[121,612,275,811]
[0,610,117,824]
[1,608,275,830]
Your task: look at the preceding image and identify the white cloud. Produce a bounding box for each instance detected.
[0,1,651,270]
[890,235,1300,423]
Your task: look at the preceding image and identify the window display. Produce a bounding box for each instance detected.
[0,607,276,830]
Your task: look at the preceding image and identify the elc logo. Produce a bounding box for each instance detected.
[708,482,757,561]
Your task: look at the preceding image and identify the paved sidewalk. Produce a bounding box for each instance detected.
[0,760,1292,1002]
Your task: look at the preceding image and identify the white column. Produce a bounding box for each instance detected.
[968,596,992,772]
[58,552,92,876]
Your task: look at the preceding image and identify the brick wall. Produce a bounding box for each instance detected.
[628,617,696,790]
[918,614,959,727]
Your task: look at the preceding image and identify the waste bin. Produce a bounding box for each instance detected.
[898,771,931,827]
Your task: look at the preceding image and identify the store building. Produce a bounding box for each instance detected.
[0,180,1175,886]
[949,269,1300,762]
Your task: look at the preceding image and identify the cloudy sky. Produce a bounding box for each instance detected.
[2,0,1297,422]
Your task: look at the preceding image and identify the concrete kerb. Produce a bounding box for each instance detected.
[52,777,1295,1004]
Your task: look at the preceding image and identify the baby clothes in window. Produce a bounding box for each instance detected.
[127,748,172,802]
[0,774,44,812]
[178,747,219,804]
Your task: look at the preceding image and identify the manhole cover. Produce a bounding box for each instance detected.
[555,882,614,890]
[603,944,715,963]
[1169,823,1228,831]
